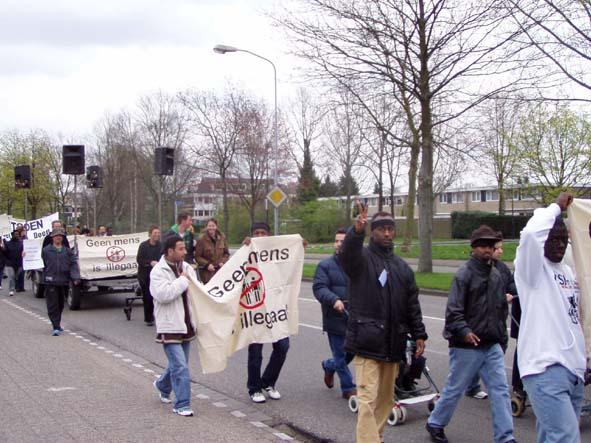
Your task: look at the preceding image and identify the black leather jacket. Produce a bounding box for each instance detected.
[444,256,509,349]
[340,227,427,362]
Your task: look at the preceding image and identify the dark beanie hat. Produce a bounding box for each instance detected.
[251,221,270,234]
[470,225,501,247]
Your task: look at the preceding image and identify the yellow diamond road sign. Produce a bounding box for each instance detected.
[267,186,287,208]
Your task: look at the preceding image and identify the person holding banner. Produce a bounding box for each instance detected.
[243,221,290,404]
[514,192,587,443]
[341,204,428,443]
[136,226,162,326]
[195,218,229,283]
[41,228,80,336]
[150,234,198,417]
[38,220,70,299]
[2,230,24,297]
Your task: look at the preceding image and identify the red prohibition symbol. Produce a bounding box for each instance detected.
[240,267,266,310]
[106,246,126,262]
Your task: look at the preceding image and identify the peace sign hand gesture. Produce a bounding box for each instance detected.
[354,200,368,233]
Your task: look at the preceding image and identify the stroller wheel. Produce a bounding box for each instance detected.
[348,395,359,413]
[511,394,526,418]
[387,404,405,426]
[398,405,407,424]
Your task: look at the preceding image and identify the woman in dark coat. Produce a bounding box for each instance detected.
[194,218,229,283]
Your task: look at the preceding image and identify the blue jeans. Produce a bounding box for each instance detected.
[428,344,514,443]
[247,337,289,394]
[522,364,584,443]
[323,333,355,393]
[156,342,191,409]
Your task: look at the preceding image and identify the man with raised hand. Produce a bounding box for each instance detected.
[341,202,427,443]
[515,192,587,443]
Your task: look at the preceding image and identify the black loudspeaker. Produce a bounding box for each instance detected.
[63,145,85,175]
[86,166,103,188]
[14,165,31,189]
[154,147,174,176]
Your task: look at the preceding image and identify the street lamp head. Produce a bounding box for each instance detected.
[213,44,239,54]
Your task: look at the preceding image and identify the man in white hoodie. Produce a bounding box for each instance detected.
[150,234,198,417]
[514,192,587,443]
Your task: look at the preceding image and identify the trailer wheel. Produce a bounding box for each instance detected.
[67,284,82,310]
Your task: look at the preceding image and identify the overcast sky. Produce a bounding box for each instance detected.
[0,0,298,138]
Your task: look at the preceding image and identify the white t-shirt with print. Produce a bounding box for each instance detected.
[514,203,587,380]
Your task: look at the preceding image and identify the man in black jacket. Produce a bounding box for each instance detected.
[313,227,356,399]
[136,225,162,326]
[426,226,515,443]
[341,205,427,443]
[37,220,70,298]
[42,228,80,336]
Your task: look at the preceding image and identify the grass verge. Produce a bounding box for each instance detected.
[303,263,453,292]
[306,240,517,261]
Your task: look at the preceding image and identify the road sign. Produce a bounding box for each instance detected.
[266,186,287,208]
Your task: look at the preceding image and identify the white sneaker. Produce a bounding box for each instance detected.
[472,390,488,400]
[250,391,266,403]
[263,386,281,400]
[153,380,172,404]
[9,291,14,297]
[173,407,194,416]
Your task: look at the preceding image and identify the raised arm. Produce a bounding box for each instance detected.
[340,201,368,278]
[515,193,571,288]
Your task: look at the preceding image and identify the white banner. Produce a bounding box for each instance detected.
[74,232,147,279]
[567,199,591,359]
[23,238,44,271]
[187,235,304,374]
[0,212,59,241]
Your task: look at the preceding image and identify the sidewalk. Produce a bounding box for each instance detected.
[0,298,296,443]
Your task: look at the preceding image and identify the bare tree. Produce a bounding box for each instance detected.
[179,87,245,234]
[322,89,365,221]
[135,91,194,229]
[230,98,273,224]
[289,87,326,169]
[275,0,533,271]
[506,0,591,99]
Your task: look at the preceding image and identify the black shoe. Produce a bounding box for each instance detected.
[426,423,448,443]
[322,362,334,389]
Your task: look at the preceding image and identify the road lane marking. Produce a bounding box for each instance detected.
[299,322,322,330]
[47,387,77,392]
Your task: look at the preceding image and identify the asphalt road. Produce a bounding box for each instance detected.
[5,282,590,443]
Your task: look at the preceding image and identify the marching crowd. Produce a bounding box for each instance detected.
[3,193,590,442]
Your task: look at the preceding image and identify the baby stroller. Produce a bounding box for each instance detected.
[348,339,441,426]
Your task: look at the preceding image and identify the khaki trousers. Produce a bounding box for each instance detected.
[354,356,399,443]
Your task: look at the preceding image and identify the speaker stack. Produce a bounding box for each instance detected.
[14,165,31,189]
[154,147,174,176]
[62,145,85,175]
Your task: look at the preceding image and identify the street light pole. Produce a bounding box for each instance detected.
[214,44,279,235]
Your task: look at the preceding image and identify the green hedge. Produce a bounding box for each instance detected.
[451,211,530,239]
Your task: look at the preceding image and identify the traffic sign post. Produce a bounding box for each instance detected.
[267,186,287,208]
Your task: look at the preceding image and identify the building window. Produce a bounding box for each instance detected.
[486,190,499,201]
[439,193,447,204]
[454,192,464,203]
[471,191,480,202]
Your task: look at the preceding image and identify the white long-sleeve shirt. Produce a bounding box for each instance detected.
[514,203,586,381]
